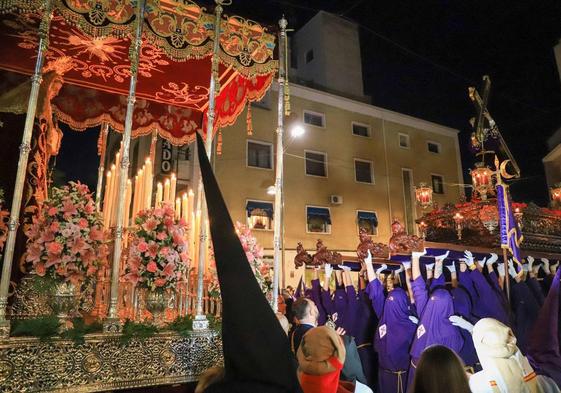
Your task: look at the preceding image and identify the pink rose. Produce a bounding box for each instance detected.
[84,202,95,214]
[142,218,158,232]
[86,265,97,276]
[156,231,167,241]
[47,241,63,255]
[49,222,60,233]
[78,218,89,228]
[35,262,46,276]
[137,241,148,253]
[47,207,58,216]
[180,252,189,263]
[153,208,164,218]
[90,227,104,241]
[245,251,255,263]
[160,247,170,256]
[146,261,158,273]
[154,278,167,287]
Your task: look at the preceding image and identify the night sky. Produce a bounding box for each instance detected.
[57,0,561,205]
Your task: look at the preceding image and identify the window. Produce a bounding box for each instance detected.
[427,141,441,154]
[306,206,331,233]
[303,110,325,128]
[402,168,415,235]
[305,151,327,177]
[432,174,444,194]
[399,133,410,149]
[352,122,370,137]
[357,211,378,235]
[354,159,374,184]
[306,49,314,63]
[247,140,273,169]
[246,200,273,230]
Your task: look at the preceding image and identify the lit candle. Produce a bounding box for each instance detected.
[175,197,181,220]
[156,182,163,206]
[110,164,118,227]
[170,173,176,206]
[144,158,153,210]
[137,168,144,215]
[131,174,139,221]
[187,189,194,225]
[163,178,170,204]
[124,179,132,227]
[103,171,112,228]
[181,193,188,222]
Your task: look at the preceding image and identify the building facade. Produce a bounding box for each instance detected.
[100,11,464,287]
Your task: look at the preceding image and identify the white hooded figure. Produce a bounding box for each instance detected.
[469,318,560,393]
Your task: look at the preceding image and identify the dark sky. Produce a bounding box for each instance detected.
[57,1,561,205]
[215,0,561,205]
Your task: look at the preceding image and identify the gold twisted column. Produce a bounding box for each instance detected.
[103,0,145,333]
[271,17,288,312]
[193,0,224,330]
[95,123,109,211]
[0,0,53,338]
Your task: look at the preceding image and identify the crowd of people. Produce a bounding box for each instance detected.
[280,251,561,393]
[194,135,561,393]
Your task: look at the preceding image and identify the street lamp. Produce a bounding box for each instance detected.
[291,124,305,138]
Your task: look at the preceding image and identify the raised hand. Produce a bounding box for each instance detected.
[449,315,474,333]
[463,250,475,267]
[376,264,388,275]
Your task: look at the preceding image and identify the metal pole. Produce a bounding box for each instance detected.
[193,0,224,330]
[103,0,145,333]
[272,17,288,313]
[95,123,109,211]
[0,0,53,337]
[502,243,511,303]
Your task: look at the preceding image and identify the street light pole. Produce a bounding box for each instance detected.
[272,16,288,312]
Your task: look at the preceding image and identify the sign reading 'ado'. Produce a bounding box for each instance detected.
[161,140,172,173]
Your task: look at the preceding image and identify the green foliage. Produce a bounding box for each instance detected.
[60,318,103,344]
[207,315,222,333]
[11,316,60,341]
[29,275,58,295]
[120,320,159,344]
[167,316,193,337]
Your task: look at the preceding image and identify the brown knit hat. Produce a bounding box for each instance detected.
[297,326,346,376]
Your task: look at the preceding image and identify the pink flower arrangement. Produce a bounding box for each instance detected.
[25,182,107,285]
[207,222,272,299]
[124,203,189,292]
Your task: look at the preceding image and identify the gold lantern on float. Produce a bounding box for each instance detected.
[453,212,464,240]
[470,162,494,200]
[551,184,561,207]
[415,183,433,209]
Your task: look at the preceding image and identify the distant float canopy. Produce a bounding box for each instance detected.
[0,0,279,145]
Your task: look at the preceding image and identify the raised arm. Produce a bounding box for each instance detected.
[411,249,428,315]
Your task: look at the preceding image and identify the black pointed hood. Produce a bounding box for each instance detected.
[195,132,302,393]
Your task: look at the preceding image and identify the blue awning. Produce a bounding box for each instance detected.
[246,201,273,218]
[357,211,378,227]
[307,207,331,224]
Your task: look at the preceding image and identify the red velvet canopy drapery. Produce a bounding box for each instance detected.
[0,0,278,145]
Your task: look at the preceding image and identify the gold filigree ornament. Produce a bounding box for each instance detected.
[82,353,102,373]
[0,359,14,383]
[159,348,175,366]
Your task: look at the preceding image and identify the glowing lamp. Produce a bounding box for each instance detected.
[551,184,561,205]
[453,212,464,240]
[470,162,494,200]
[415,183,433,209]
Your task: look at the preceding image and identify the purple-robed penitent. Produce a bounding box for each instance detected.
[409,285,464,387]
[367,280,416,393]
[511,280,540,352]
[451,285,479,368]
[527,268,561,387]
[334,285,348,328]
[353,286,378,388]
[465,268,510,326]
[310,279,327,326]
[344,284,359,336]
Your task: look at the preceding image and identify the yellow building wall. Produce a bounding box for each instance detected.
[214,88,463,286]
